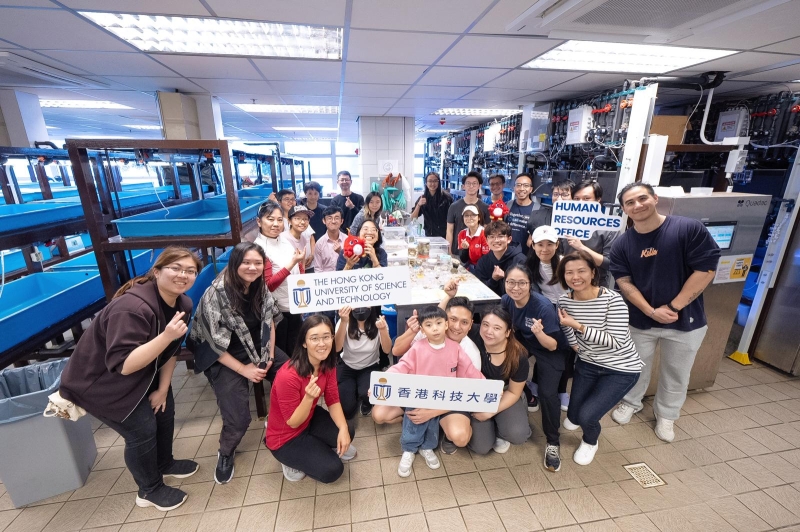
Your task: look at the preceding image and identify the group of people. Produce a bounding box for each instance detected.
[57,172,720,512]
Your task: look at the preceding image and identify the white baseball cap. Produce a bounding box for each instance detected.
[462,205,479,216]
[532,225,559,243]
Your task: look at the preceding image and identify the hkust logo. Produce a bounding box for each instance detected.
[373,378,391,401]
[292,280,310,308]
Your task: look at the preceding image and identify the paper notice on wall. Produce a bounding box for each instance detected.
[484,122,500,152]
[713,254,753,284]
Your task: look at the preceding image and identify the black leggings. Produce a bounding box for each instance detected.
[270,406,355,483]
[275,311,303,358]
[528,349,576,395]
[337,361,381,420]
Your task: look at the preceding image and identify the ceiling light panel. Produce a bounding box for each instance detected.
[79,12,343,60]
[124,124,162,130]
[40,100,133,109]
[433,108,522,116]
[522,40,737,74]
[235,104,338,114]
[272,127,338,131]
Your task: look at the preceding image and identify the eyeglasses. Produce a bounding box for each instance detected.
[552,192,572,198]
[515,183,532,189]
[307,334,333,344]
[163,265,198,277]
[504,280,530,288]
[487,234,508,241]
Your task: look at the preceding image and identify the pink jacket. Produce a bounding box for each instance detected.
[388,338,484,379]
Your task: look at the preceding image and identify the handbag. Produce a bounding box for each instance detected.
[43,391,87,421]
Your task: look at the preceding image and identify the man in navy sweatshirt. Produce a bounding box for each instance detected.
[608,183,720,443]
[474,220,526,296]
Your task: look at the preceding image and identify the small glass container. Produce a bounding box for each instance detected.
[407,244,418,260]
[417,238,430,259]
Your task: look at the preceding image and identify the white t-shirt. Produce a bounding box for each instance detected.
[282,221,314,257]
[336,320,381,370]
[254,233,300,312]
[539,262,567,304]
[413,330,481,371]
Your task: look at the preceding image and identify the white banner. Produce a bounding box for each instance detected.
[551,199,623,239]
[288,266,412,314]
[368,372,504,413]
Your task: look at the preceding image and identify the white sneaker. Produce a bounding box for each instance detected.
[398,451,415,477]
[493,438,511,454]
[562,417,580,431]
[654,416,675,442]
[282,464,306,482]
[339,444,357,462]
[419,449,441,470]
[611,403,638,425]
[573,441,599,465]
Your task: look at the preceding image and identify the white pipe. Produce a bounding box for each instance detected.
[699,88,723,145]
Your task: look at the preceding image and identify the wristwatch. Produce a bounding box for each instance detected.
[666,302,680,313]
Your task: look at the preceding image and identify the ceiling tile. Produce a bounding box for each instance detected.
[204,0,346,25]
[713,80,773,94]
[758,37,800,55]
[344,83,410,97]
[669,2,800,50]
[459,87,534,100]
[439,36,561,68]
[341,106,389,116]
[351,0,493,32]
[155,56,262,79]
[0,8,132,51]
[522,90,594,102]
[100,76,203,92]
[404,85,475,99]
[671,52,798,76]
[60,0,211,16]
[348,29,456,65]
[418,66,509,86]
[385,107,427,116]
[733,63,800,82]
[270,80,340,96]
[216,94,283,105]
[546,73,629,93]
[345,62,427,84]
[342,96,398,106]
[469,0,533,35]
[281,95,340,105]
[394,98,456,109]
[190,78,273,94]
[251,59,342,82]
[42,51,177,77]
[486,70,582,90]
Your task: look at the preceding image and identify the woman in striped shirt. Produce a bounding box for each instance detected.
[554,250,642,466]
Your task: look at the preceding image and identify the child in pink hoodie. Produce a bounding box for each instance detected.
[388,306,483,477]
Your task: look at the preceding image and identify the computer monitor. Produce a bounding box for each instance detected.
[704,222,736,250]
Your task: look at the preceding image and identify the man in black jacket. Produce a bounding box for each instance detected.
[474,220,526,296]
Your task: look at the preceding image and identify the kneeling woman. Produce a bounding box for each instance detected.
[469,307,532,455]
[555,251,642,465]
[59,247,202,512]
[266,315,357,483]
[189,242,288,484]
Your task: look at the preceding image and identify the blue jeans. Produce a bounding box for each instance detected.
[567,359,640,445]
[400,411,439,453]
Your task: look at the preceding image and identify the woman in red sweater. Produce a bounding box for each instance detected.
[265,315,356,483]
[457,205,488,271]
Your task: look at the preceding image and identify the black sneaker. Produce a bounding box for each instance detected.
[162,459,199,479]
[440,436,458,455]
[544,444,561,472]
[214,451,235,485]
[527,396,540,412]
[360,401,373,416]
[135,485,187,512]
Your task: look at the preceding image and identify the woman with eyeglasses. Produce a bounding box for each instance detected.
[501,264,572,474]
[336,219,387,270]
[266,315,357,483]
[412,172,453,238]
[350,191,384,236]
[188,242,288,485]
[59,247,202,512]
[255,200,305,358]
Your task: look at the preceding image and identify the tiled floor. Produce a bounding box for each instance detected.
[4,357,800,531]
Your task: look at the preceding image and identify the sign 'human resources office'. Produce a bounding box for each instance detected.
[551,199,623,239]
[288,266,412,314]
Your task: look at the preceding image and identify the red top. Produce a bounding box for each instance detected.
[265,362,340,450]
[457,226,489,265]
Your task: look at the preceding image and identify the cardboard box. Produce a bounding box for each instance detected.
[650,115,689,144]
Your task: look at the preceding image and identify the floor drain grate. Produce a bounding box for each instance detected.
[624,462,666,488]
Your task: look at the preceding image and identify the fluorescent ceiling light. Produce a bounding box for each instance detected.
[124,124,161,130]
[272,127,338,131]
[522,40,737,74]
[222,136,239,140]
[79,12,343,60]
[236,104,338,114]
[40,100,133,109]
[45,126,59,130]
[433,108,521,116]
[72,135,134,139]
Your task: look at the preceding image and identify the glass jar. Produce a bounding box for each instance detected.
[417,238,430,260]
